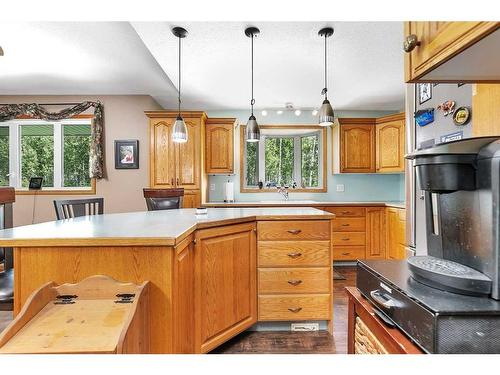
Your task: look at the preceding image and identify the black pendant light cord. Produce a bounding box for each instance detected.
[323,33,328,99]
[250,33,255,116]
[178,35,182,116]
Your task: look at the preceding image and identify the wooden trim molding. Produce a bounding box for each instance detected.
[145,110,207,120]
[15,178,96,196]
[375,112,405,124]
[239,125,327,193]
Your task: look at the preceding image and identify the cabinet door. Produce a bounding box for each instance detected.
[182,190,201,208]
[150,119,176,188]
[194,223,257,353]
[206,121,234,174]
[404,22,499,82]
[376,119,405,173]
[386,208,406,260]
[366,207,386,260]
[340,124,375,173]
[175,118,201,189]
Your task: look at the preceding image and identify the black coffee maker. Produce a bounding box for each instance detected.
[407,137,500,299]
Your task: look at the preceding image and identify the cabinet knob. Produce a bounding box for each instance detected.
[287,252,302,259]
[287,279,303,286]
[403,34,421,53]
[176,178,179,185]
[288,307,302,313]
[287,229,302,235]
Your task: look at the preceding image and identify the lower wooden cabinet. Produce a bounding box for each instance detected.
[183,189,201,208]
[386,207,407,260]
[258,294,331,321]
[194,222,257,353]
[365,207,386,259]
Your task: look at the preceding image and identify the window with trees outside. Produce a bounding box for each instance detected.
[0,118,93,192]
[242,126,326,192]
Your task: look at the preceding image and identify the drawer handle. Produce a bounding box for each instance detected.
[287,279,303,286]
[341,223,350,227]
[341,211,352,215]
[287,229,302,235]
[288,307,303,313]
[341,252,350,256]
[287,252,302,259]
[342,238,350,241]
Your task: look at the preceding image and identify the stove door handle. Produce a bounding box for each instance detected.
[370,290,396,310]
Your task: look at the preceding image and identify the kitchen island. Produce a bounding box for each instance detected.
[0,207,334,354]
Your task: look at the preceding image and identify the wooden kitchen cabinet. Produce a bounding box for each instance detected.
[147,111,206,208]
[339,119,376,173]
[404,21,500,82]
[375,113,405,173]
[386,207,407,260]
[366,207,386,260]
[472,84,500,136]
[194,222,257,353]
[205,118,236,174]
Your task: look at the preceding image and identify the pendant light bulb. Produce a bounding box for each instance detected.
[172,26,188,143]
[318,27,335,127]
[245,27,261,142]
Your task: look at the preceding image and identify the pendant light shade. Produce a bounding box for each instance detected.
[246,115,260,142]
[172,115,188,143]
[318,27,334,127]
[172,26,188,143]
[245,27,261,142]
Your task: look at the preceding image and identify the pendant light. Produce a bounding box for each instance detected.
[318,27,335,127]
[172,26,188,143]
[245,27,260,142]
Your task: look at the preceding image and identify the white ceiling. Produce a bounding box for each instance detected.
[0,22,177,101]
[132,22,405,111]
[0,22,405,112]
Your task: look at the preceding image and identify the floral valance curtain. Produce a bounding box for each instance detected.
[0,101,105,179]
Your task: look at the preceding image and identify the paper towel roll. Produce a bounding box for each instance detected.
[224,181,234,203]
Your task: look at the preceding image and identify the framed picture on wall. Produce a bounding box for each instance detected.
[115,140,139,169]
[418,83,432,104]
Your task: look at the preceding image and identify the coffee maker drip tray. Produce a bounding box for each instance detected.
[407,256,492,296]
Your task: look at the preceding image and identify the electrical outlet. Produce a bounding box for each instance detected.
[291,323,319,332]
[210,184,215,191]
[336,184,345,192]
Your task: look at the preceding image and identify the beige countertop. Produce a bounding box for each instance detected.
[0,207,333,248]
[204,201,406,209]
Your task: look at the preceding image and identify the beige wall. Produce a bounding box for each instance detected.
[0,95,163,226]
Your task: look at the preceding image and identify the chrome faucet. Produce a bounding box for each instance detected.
[277,186,290,201]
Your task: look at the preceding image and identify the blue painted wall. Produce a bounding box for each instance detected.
[206,109,405,203]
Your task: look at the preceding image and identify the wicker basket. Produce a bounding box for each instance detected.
[354,316,388,354]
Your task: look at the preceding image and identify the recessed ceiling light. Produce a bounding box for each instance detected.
[294,110,301,116]
[276,110,283,115]
[261,110,268,116]
[312,109,318,116]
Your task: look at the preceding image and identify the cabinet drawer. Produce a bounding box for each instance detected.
[332,217,366,232]
[332,232,366,246]
[332,246,366,261]
[257,221,330,241]
[258,294,331,321]
[258,241,330,267]
[324,207,366,217]
[258,267,331,294]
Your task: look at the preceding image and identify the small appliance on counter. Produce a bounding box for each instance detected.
[223,180,234,203]
[357,137,500,353]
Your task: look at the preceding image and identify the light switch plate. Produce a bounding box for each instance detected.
[210,184,215,191]
[336,184,345,192]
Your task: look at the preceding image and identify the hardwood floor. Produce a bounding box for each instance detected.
[212,266,357,354]
[0,266,357,354]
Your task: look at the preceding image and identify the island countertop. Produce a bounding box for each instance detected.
[0,207,333,247]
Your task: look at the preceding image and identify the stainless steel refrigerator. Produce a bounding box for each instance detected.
[405,83,473,256]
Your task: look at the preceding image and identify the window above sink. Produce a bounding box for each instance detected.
[240,125,327,193]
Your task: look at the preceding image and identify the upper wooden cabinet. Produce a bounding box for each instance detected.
[472,84,500,136]
[404,21,500,82]
[375,113,405,173]
[205,118,236,174]
[339,119,376,173]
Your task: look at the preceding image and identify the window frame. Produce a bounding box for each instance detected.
[0,115,96,195]
[240,125,327,193]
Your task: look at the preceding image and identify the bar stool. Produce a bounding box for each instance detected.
[143,188,184,211]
